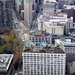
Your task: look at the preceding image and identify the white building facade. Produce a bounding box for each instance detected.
[37,13,73,35]
[29,34,51,44]
[29,30,52,45]
[22,52,66,75]
[43,21,64,35]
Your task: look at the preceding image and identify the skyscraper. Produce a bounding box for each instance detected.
[24,0,32,28]
[0,0,13,29]
[23,0,43,29]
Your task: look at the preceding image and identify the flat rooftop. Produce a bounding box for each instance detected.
[64,5,75,9]
[44,21,65,27]
[44,0,56,3]
[60,40,75,47]
[0,54,13,72]
[29,30,50,36]
[24,46,65,54]
[38,13,68,22]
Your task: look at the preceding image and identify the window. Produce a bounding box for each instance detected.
[32,5,34,10]
[36,0,37,3]
[36,37,38,42]
[52,28,53,33]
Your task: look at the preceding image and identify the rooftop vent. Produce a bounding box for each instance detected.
[0,59,3,63]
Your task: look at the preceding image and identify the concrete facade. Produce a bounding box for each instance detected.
[29,30,52,45]
[0,0,13,29]
[0,54,13,75]
[22,50,66,75]
[67,61,75,75]
[43,0,57,14]
[60,40,75,62]
[37,13,73,35]
[23,0,43,28]
[43,22,64,35]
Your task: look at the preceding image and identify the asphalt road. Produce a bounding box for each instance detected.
[13,8,29,41]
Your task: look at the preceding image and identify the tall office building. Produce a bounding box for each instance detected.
[24,0,32,28]
[0,0,13,29]
[22,48,66,75]
[23,0,43,29]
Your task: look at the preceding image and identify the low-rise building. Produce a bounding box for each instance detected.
[37,13,73,35]
[29,30,52,46]
[0,54,13,75]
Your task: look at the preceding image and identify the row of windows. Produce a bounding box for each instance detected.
[24,72,64,75]
[24,54,64,56]
[24,56,64,58]
[30,37,50,42]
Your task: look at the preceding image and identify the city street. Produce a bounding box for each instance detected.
[12,8,29,42]
[13,8,29,75]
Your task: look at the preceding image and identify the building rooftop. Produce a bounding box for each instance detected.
[0,54,13,72]
[29,30,50,36]
[24,46,65,54]
[44,21,65,27]
[64,5,75,9]
[38,13,70,22]
[60,40,75,47]
[44,0,57,3]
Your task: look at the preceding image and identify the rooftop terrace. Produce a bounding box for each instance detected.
[24,46,65,54]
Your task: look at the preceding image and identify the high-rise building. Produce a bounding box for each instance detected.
[43,0,57,14]
[23,0,43,29]
[23,0,33,28]
[60,39,75,62]
[0,0,13,29]
[22,48,66,75]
